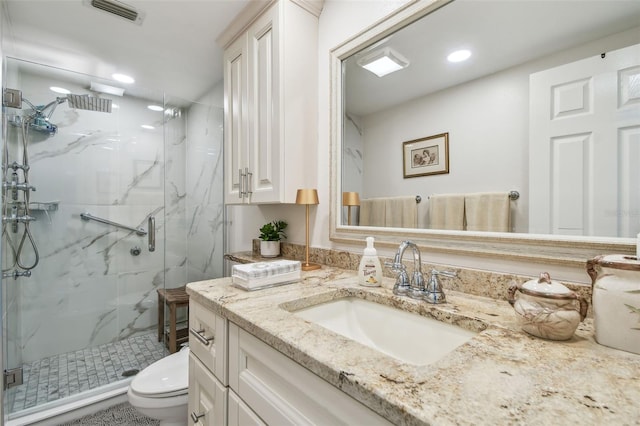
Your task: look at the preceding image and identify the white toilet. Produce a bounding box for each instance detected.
[127,346,189,426]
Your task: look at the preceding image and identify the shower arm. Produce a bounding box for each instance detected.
[21,97,67,120]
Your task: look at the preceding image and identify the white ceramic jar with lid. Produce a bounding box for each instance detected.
[508,272,588,341]
[587,254,640,355]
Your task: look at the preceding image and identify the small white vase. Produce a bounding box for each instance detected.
[260,241,280,258]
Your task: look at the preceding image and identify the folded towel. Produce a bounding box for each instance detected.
[232,270,300,291]
[464,192,511,232]
[360,198,386,227]
[385,196,417,228]
[428,194,465,230]
[232,260,301,279]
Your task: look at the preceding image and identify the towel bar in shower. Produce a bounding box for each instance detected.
[80,212,147,236]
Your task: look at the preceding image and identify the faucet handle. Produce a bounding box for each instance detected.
[431,269,457,279]
[421,269,456,304]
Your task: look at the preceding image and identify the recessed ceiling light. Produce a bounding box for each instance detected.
[50,86,70,94]
[141,124,155,130]
[147,105,164,111]
[447,49,472,63]
[112,73,135,84]
[357,47,409,77]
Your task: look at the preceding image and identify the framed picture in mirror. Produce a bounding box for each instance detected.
[402,132,449,178]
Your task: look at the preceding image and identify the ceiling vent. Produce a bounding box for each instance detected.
[87,0,144,24]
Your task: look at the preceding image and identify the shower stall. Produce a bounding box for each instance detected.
[1,58,225,423]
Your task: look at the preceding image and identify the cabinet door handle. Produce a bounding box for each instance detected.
[238,168,244,198]
[246,169,253,196]
[189,327,214,346]
[191,411,206,424]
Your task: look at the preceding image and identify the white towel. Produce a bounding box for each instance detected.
[385,196,417,228]
[464,192,511,232]
[428,194,465,230]
[359,198,386,227]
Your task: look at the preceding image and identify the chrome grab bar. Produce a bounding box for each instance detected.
[148,216,155,252]
[80,212,147,236]
[189,327,214,346]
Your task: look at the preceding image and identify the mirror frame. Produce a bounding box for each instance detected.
[329,0,635,267]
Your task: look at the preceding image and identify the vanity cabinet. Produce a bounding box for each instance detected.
[188,298,392,425]
[188,354,228,426]
[228,323,392,425]
[222,0,320,204]
[188,300,228,425]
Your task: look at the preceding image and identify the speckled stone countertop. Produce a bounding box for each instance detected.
[186,264,640,426]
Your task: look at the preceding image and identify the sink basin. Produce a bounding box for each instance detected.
[291,297,478,365]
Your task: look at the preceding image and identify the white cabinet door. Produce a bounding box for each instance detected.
[529,43,640,237]
[189,300,228,385]
[188,353,228,426]
[224,32,249,204]
[222,0,319,205]
[228,389,266,426]
[246,4,280,204]
[228,323,393,426]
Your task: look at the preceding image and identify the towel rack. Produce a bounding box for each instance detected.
[426,190,520,200]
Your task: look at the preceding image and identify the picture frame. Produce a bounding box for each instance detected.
[402,132,449,178]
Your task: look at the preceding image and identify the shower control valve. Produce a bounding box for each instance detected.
[2,214,35,224]
[3,181,36,192]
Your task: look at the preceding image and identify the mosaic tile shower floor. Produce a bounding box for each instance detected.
[7,332,168,414]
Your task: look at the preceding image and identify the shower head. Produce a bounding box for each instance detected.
[66,94,112,113]
[17,93,112,135]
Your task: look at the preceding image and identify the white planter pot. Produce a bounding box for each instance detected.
[260,241,280,258]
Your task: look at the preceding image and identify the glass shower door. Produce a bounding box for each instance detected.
[1,58,173,419]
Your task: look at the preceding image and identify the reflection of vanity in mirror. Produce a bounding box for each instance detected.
[330,0,640,265]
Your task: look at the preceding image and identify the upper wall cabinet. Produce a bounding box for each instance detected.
[222,0,323,205]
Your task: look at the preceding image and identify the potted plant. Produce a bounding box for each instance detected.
[259,220,287,257]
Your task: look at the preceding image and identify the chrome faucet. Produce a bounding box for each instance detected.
[386,241,425,296]
[386,240,456,304]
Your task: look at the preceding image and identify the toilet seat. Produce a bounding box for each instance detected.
[130,347,189,398]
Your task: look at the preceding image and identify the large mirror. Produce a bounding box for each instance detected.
[330,0,640,265]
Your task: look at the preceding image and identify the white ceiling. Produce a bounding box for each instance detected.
[2,0,251,102]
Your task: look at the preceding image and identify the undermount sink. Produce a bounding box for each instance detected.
[291,297,478,365]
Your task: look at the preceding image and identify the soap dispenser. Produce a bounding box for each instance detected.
[358,237,383,287]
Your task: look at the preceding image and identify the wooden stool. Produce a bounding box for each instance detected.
[157,286,190,353]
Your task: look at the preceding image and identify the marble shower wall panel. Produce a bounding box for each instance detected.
[186,101,224,283]
[14,73,169,362]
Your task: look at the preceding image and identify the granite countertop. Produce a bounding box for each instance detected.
[186,264,640,425]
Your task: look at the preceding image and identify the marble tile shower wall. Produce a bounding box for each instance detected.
[184,95,225,284]
[3,73,223,365]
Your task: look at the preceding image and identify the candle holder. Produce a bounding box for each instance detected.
[296,189,320,271]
